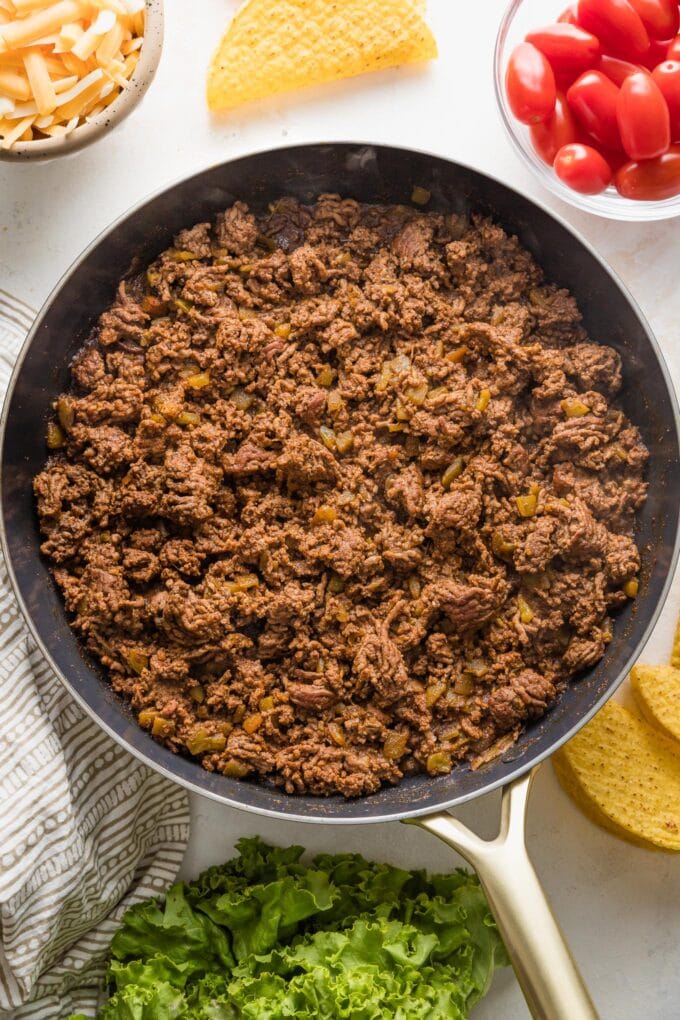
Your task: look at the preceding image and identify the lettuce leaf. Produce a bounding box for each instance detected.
[71,838,508,1019]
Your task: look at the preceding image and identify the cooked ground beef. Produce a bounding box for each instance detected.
[34,196,648,797]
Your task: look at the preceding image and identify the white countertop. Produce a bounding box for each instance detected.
[2,2,680,1017]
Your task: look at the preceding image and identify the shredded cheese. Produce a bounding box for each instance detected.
[0,0,144,148]
[71,8,115,60]
[0,67,31,99]
[23,47,57,114]
[0,2,84,49]
[0,112,35,148]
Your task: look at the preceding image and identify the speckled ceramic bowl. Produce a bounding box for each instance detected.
[0,0,163,163]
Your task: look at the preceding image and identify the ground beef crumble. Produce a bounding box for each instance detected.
[34,196,648,797]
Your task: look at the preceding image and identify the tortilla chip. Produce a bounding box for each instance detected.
[630,663,680,744]
[553,701,680,851]
[553,756,657,850]
[207,0,437,112]
[671,616,680,669]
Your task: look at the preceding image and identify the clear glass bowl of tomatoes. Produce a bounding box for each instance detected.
[495,0,680,219]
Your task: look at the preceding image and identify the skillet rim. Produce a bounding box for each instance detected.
[2,140,679,825]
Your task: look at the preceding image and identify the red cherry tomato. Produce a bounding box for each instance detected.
[530,92,581,163]
[598,54,646,84]
[567,70,623,149]
[554,142,613,192]
[640,35,674,66]
[617,70,670,157]
[628,0,678,39]
[506,42,557,124]
[667,35,680,60]
[558,5,582,24]
[526,24,601,78]
[615,143,680,196]
[652,60,680,139]
[599,145,631,171]
[577,0,650,59]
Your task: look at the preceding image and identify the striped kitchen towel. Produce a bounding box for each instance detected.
[0,292,191,1019]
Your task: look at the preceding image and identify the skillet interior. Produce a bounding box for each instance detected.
[2,143,679,823]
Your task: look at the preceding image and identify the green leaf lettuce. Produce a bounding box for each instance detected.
[71,838,508,1019]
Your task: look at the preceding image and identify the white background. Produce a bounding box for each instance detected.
[2,1,680,1016]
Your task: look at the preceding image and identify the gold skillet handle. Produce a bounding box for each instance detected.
[406,769,600,1020]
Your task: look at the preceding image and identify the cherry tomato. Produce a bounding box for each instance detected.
[617,69,670,157]
[526,24,601,78]
[652,60,680,139]
[640,35,674,66]
[615,143,680,196]
[506,42,557,124]
[530,92,581,163]
[577,0,650,59]
[667,35,680,60]
[628,0,678,39]
[598,54,646,84]
[554,142,613,192]
[567,70,623,149]
[558,5,582,24]
[599,145,630,171]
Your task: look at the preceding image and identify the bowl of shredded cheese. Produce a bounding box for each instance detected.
[0,0,162,160]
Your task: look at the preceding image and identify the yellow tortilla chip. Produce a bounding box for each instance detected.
[553,756,656,850]
[207,0,437,113]
[671,616,680,669]
[630,663,680,744]
[553,701,680,851]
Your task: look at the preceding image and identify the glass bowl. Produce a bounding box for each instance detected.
[494,0,680,220]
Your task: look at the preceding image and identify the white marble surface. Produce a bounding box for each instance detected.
[2,1,680,1017]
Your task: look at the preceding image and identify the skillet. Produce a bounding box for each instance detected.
[2,143,679,1019]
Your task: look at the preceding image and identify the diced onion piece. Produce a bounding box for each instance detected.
[516,493,538,518]
[475,388,491,413]
[411,185,430,205]
[517,595,534,624]
[23,48,56,114]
